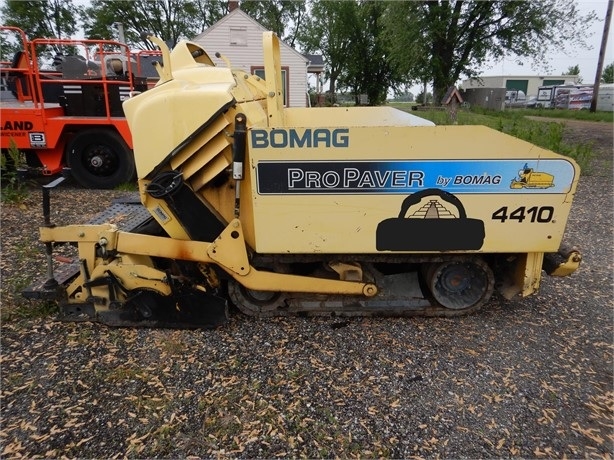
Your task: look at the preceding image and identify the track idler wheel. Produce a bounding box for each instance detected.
[424,257,494,312]
[227,280,287,317]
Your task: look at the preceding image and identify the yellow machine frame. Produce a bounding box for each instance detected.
[31,32,581,325]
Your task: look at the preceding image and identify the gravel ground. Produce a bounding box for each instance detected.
[1,119,612,459]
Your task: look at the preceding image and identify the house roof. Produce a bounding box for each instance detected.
[193,8,308,64]
[442,86,464,105]
[304,53,324,73]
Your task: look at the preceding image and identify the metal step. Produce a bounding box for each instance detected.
[22,195,153,300]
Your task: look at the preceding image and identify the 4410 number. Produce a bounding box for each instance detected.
[492,206,554,223]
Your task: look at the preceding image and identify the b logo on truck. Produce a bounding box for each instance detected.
[28,132,47,147]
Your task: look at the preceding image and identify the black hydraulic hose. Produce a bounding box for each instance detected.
[232,113,247,180]
[232,113,247,218]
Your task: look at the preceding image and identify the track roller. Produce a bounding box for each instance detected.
[423,257,494,312]
[227,280,288,316]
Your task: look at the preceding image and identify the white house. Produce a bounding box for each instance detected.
[191,7,309,107]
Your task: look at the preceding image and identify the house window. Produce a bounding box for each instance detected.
[252,66,289,106]
[230,27,247,46]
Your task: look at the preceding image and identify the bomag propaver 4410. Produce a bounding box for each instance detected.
[23,33,582,328]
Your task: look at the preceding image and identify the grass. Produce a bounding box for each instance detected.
[0,238,58,322]
[390,103,600,170]
[391,101,613,123]
[0,183,29,203]
[1,140,30,204]
[0,292,58,322]
[506,107,613,123]
[115,181,139,192]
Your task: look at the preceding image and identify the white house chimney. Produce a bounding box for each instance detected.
[229,1,239,12]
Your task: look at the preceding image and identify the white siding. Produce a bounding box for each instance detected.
[192,10,308,107]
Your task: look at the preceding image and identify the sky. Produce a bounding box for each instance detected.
[480,0,613,84]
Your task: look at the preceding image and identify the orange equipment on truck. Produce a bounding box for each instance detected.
[0,26,160,188]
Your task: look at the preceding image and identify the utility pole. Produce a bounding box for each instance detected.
[590,0,613,112]
[113,22,126,44]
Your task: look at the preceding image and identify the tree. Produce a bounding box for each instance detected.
[298,0,360,104]
[385,1,597,103]
[339,1,402,106]
[0,0,83,60]
[416,90,433,105]
[565,64,580,75]
[602,62,614,83]
[390,89,414,102]
[0,0,82,40]
[239,0,307,48]
[82,0,227,49]
[565,64,582,83]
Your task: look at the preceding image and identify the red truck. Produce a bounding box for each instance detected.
[1,26,160,188]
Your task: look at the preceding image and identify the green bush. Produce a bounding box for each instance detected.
[1,140,29,203]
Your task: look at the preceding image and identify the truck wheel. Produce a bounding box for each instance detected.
[67,129,135,189]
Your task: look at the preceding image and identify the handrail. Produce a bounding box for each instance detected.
[262,32,285,127]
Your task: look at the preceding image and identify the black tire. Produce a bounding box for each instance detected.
[66,129,135,189]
